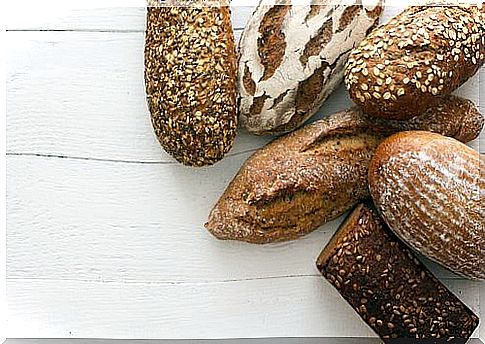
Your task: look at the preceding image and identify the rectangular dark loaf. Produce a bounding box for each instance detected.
[316,204,479,342]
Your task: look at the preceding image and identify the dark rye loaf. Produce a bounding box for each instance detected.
[345,4,485,120]
[317,204,479,342]
[369,131,485,279]
[145,1,237,167]
[205,96,483,244]
[238,1,382,135]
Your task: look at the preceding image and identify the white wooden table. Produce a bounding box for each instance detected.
[6,1,485,340]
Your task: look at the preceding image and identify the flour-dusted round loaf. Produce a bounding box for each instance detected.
[238,0,383,135]
[145,0,237,167]
[369,131,484,279]
[205,96,483,244]
[345,5,485,120]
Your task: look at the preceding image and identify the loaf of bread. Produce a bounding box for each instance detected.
[316,204,479,342]
[145,1,237,166]
[369,131,484,279]
[238,1,382,135]
[205,96,483,244]
[345,5,485,120]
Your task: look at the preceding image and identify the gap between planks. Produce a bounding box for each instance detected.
[6,274,473,286]
[6,149,257,165]
[6,274,320,286]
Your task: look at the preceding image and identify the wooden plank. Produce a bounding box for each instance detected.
[6,31,482,163]
[7,32,269,161]
[6,278,480,339]
[5,30,271,165]
[5,3,255,31]
[6,154,471,282]
[8,0,478,33]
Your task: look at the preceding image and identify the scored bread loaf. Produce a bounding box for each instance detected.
[317,204,479,341]
[238,0,383,135]
[205,96,483,244]
[345,4,485,120]
[145,0,237,167]
[369,131,484,279]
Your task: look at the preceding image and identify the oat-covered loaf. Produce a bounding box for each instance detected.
[369,131,485,279]
[317,204,479,342]
[345,5,485,120]
[238,0,383,135]
[145,0,237,166]
[205,96,483,244]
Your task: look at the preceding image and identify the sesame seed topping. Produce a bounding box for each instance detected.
[344,3,484,119]
[145,5,237,166]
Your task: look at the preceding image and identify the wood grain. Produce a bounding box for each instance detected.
[5,3,254,31]
[5,30,273,164]
[6,278,480,339]
[5,3,485,340]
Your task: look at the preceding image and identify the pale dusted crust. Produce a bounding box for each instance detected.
[345,5,485,120]
[317,204,479,341]
[145,3,237,167]
[369,131,485,279]
[205,96,483,244]
[238,1,383,135]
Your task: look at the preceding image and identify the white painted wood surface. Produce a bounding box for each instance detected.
[6,2,484,339]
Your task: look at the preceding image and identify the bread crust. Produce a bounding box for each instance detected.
[317,204,479,341]
[205,96,483,244]
[369,131,484,279]
[238,1,383,135]
[345,5,485,120]
[145,1,237,166]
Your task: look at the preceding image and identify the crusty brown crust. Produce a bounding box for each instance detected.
[145,2,237,167]
[317,204,479,342]
[205,96,483,244]
[369,131,485,279]
[345,5,485,120]
[238,2,383,135]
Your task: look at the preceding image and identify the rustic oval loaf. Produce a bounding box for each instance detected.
[205,96,483,244]
[145,1,237,166]
[369,131,484,279]
[238,0,383,135]
[345,5,485,120]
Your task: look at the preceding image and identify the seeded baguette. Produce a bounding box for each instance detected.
[238,0,383,135]
[145,1,237,167]
[316,204,479,342]
[369,131,485,279]
[345,5,485,120]
[205,96,483,244]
